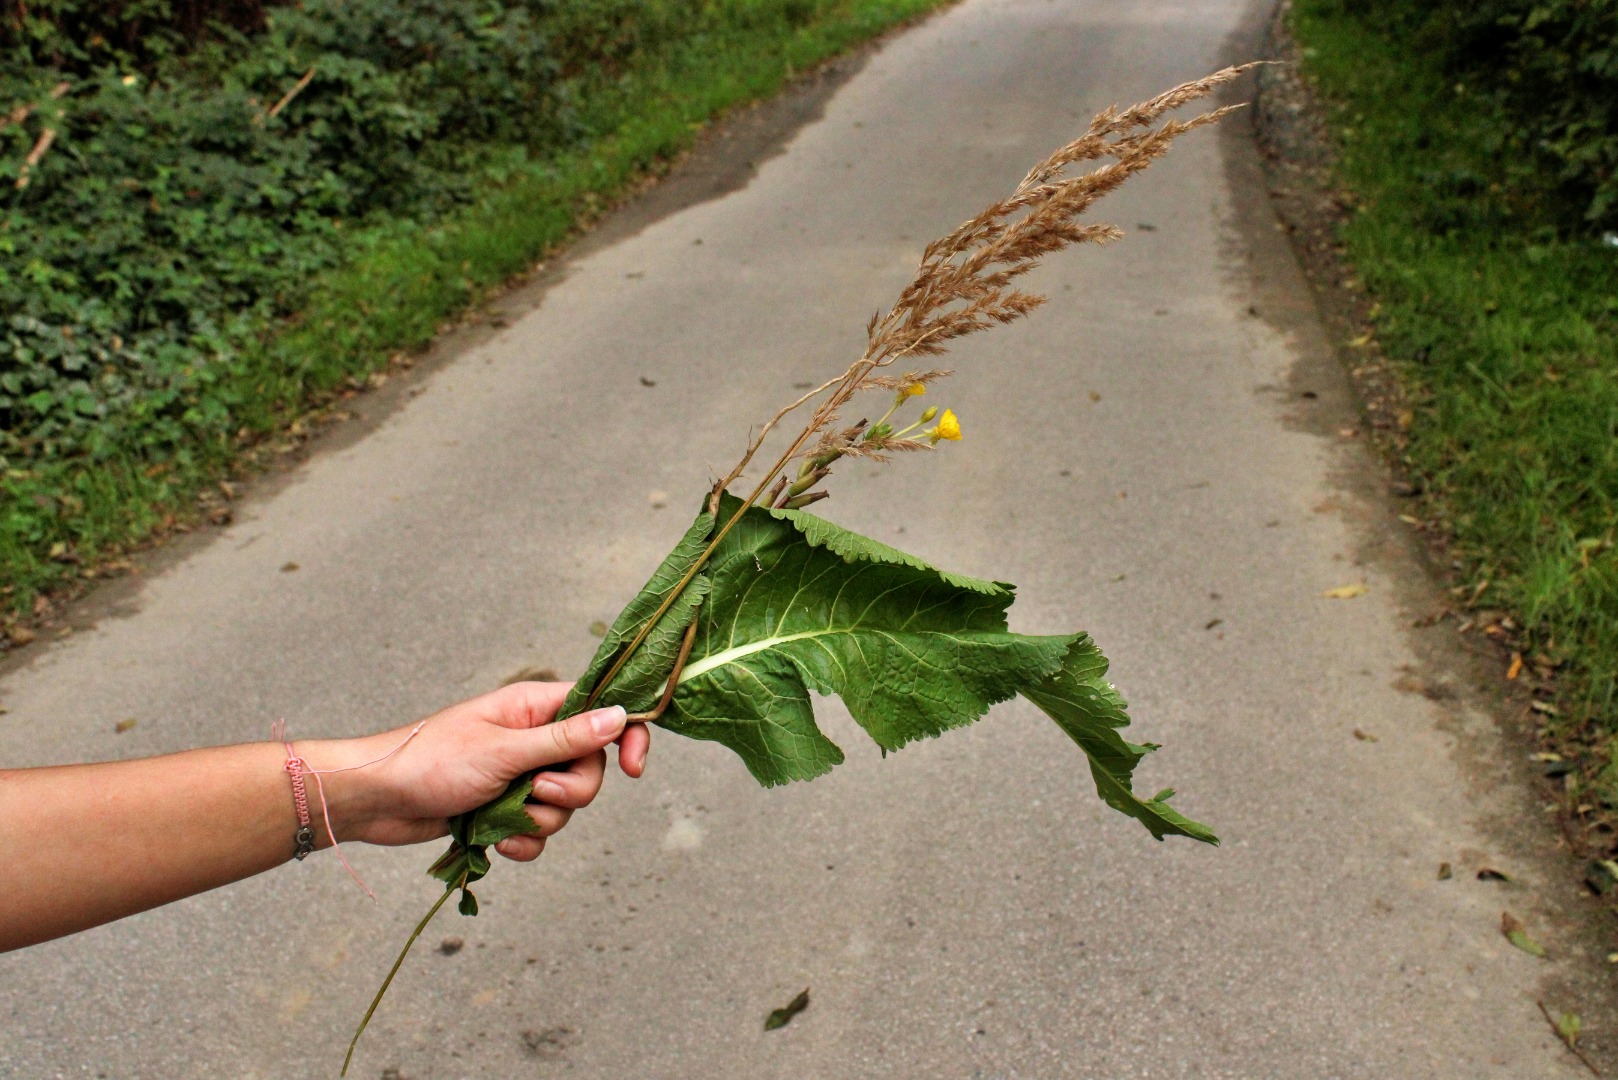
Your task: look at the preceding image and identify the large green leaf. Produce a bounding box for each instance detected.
[659,494,1071,784]
[435,493,1214,896]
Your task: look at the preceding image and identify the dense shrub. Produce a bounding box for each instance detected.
[4,1,286,74]
[0,0,573,470]
[1321,0,1618,231]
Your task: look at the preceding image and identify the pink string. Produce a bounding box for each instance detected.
[270,718,430,902]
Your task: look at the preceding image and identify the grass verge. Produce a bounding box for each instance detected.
[1289,1,1618,849]
[0,0,953,636]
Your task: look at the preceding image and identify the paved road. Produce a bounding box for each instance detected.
[3,1,1613,1076]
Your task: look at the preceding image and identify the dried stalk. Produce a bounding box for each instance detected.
[584,67,1251,711]
[266,66,317,120]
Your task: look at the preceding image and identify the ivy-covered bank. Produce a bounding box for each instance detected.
[0,0,951,623]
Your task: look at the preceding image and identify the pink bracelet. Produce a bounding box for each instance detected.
[282,746,317,860]
[268,717,430,900]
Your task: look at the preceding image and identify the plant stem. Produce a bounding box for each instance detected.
[342,880,461,1076]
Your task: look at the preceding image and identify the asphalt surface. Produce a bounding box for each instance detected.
[2,1,1614,1077]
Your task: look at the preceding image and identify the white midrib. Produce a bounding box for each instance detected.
[675,629,829,685]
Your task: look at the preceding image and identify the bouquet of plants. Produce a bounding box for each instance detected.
[344,66,1243,1072]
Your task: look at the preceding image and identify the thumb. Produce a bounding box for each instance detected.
[507,705,627,771]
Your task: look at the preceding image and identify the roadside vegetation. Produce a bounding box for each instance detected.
[1289,0,1618,837]
[0,0,950,630]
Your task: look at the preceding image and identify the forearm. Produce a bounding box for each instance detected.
[0,740,371,952]
[0,686,636,953]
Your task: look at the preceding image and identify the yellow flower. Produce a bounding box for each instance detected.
[902,382,927,398]
[935,408,961,441]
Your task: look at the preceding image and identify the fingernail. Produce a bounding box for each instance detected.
[591,705,627,737]
[533,777,566,802]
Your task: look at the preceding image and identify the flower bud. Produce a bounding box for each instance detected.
[919,405,938,423]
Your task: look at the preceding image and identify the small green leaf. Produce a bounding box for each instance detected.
[764,988,810,1031]
[1502,911,1546,957]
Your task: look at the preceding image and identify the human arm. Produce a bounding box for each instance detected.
[0,682,642,952]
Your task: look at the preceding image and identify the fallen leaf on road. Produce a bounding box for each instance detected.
[639,376,657,387]
[1585,859,1618,897]
[280,561,299,573]
[114,718,137,734]
[1323,583,1368,599]
[1506,652,1523,680]
[1477,868,1512,882]
[521,1026,579,1059]
[6,626,35,646]
[1352,728,1377,742]
[1537,1001,1598,1075]
[764,988,810,1031]
[1437,862,1452,880]
[1501,911,1546,958]
[1088,390,1101,403]
[438,937,464,956]
[587,621,608,638]
[1204,618,1223,630]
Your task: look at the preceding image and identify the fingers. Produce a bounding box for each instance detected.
[617,722,650,778]
[483,680,574,731]
[521,802,574,838]
[491,799,573,863]
[530,749,606,809]
[495,835,546,862]
[505,705,626,773]
[490,764,589,864]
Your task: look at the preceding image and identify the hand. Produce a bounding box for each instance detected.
[312,682,651,862]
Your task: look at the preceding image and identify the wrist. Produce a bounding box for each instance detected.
[294,735,394,845]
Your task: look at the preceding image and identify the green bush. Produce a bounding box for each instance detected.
[4,1,285,73]
[1320,0,1618,231]
[1,0,573,470]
